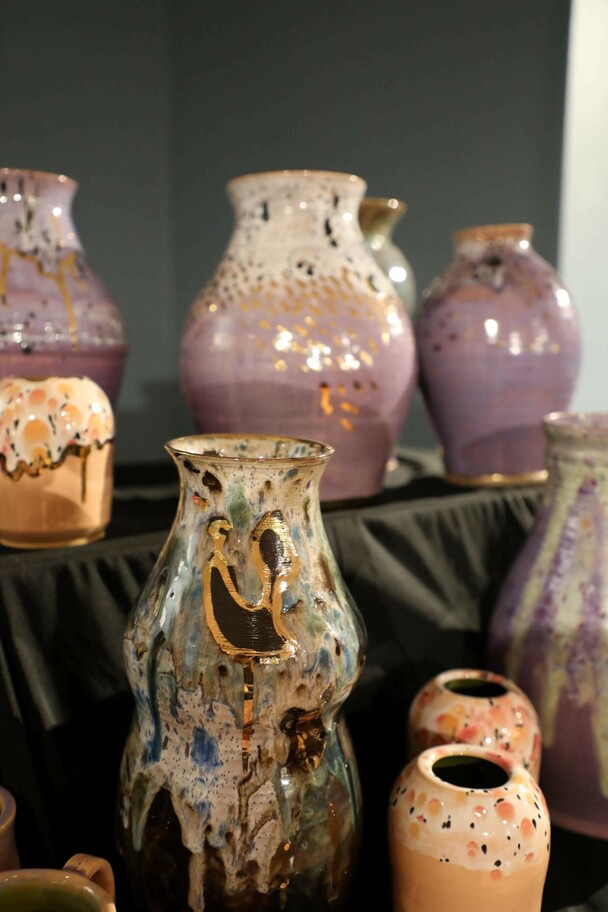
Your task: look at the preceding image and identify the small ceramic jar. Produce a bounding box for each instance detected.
[389,743,550,912]
[0,376,114,548]
[0,853,116,911]
[408,668,541,779]
[0,788,18,873]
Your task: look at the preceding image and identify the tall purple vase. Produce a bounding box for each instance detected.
[416,224,581,485]
[488,413,608,838]
[0,169,127,403]
[179,170,417,503]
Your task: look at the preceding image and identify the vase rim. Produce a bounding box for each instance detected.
[226,169,366,190]
[360,196,407,213]
[0,167,77,187]
[417,743,514,792]
[166,433,334,466]
[544,411,608,439]
[436,668,512,696]
[452,223,533,245]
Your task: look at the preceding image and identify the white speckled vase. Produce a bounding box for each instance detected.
[179,170,418,503]
[388,744,550,912]
[408,668,542,779]
[0,169,127,403]
[489,413,608,838]
[118,434,366,912]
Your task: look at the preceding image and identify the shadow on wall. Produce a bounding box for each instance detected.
[114,379,193,465]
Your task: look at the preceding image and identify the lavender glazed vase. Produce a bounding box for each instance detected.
[0,169,127,402]
[359,197,416,315]
[489,413,608,838]
[118,434,366,912]
[179,170,417,503]
[416,224,580,486]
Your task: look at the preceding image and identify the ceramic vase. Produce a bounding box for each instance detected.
[0,168,127,403]
[0,375,114,548]
[489,412,608,838]
[179,170,417,503]
[0,788,18,873]
[359,197,416,315]
[408,668,541,778]
[388,743,550,912]
[416,223,580,486]
[118,434,366,912]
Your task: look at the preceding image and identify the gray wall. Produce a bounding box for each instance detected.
[0,0,571,461]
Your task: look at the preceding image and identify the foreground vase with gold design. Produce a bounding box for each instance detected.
[408,668,542,778]
[359,197,416,315]
[0,375,114,548]
[416,223,580,486]
[489,413,608,838]
[0,169,127,402]
[388,744,550,912]
[118,435,366,912]
[179,170,417,503]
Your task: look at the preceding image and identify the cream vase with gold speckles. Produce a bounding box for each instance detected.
[179,170,417,503]
[388,743,550,912]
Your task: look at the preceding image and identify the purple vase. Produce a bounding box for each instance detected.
[0,169,127,403]
[179,170,418,503]
[488,413,608,838]
[416,224,581,485]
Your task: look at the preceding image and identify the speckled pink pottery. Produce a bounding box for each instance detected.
[0,169,127,403]
[179,170,417,503]
[416,224,580,486]
[408,668,541,779]
[489,413,608,838]
[388,744,550,912]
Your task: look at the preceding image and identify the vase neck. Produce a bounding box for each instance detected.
[0,170,81,253]
[452,223,533,257]
[225,171,366,249]
[359,198,405,244]
[544,414,608,491]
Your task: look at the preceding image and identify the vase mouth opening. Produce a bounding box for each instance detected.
[0,167,77,188]
[166,434,334,466]
[226,170,366,191]
[440,671,509,699]
[360,197,407,214]
[424,747,512,791]
[544,411,608,442]
[0,787,16,835]
[452,223,533,247]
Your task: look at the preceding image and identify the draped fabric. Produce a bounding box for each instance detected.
[0,452,602,910]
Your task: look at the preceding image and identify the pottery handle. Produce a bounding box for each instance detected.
[63,854,116,901]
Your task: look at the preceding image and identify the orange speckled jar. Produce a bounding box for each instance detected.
[408,668,542,779]
[388,744,550,912]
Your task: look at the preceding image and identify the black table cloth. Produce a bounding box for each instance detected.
[0,449,605,911]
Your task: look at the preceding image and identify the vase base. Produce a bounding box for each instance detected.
[444,469,548,488]
[551,808,608,840]
[0,528,106,549]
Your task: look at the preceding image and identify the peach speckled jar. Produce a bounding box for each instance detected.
[0,376,114,548]
[388,744,550,912]
[408,668,542,779]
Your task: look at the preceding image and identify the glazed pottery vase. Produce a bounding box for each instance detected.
[489,412,608,838]
[388,743,550,912]
[0,375,114,548]
[0,168,127,402]
[408,668,541,778]
[359,197,416,315]
[0,853,116,911]
[179,170,417,503]
[118,434,366,912]
[416,223,580,486]
[0,788,18,873]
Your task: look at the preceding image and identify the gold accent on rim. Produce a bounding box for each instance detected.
[452,223,533,245]
[0,167,77,187]
[445,468,548,488]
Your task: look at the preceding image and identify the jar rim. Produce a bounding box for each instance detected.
[166,433,334,466]
[452,223,533,245]
[544,411,608,440]
[435,668,512,698]
[0,167,77,187]
[417,743,514,792]
[226,169,366,191]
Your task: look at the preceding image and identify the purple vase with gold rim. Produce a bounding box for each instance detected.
[416,223,581,486]
[0,168,127,403]
[489,413,608,838]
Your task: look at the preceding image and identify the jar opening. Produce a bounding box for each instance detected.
[452,223,533,246]
[432,755,510,789]
[166,434,333,466]
[443,677,508,699]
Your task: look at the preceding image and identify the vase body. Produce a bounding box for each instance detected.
[0,169,127,403]
[0,788,18,873]
[359,197,416,315]
[118,434,366,912]
[408,668,542,778]
[179,171,417,503]
[416,224,580,485]
[388,744,550,912]
[489,413,608,838]
[0,375,114,548]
